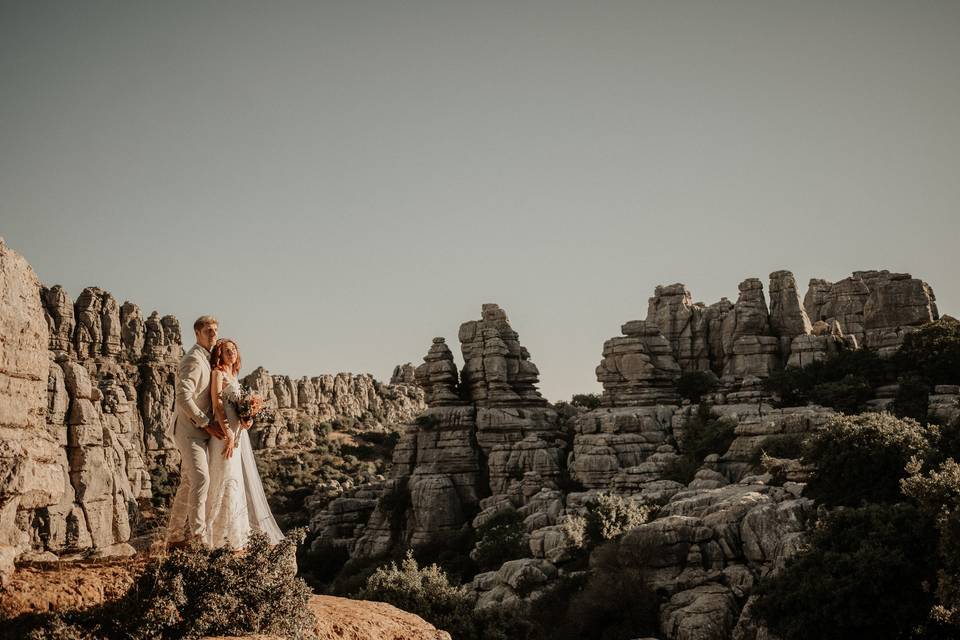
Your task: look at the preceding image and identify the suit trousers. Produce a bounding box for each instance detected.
[168,416,211,542]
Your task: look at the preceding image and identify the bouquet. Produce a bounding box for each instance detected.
[233,385,271,424]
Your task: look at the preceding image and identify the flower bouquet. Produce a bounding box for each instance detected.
[234,385,271,424]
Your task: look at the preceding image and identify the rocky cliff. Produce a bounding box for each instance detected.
[0,240,425,584]
[308,270,948,640]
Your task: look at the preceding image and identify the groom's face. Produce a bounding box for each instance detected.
[196,323,218,351]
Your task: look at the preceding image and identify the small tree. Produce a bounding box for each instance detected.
[473,509,527,570]
[753,503,938,640]
[584,493,651,542]
[358,552,530,640]
[902,459,960,632]
[571,393,602,410]
[895,317,960,387]
[676,371,718,403]
[804,412,932,507]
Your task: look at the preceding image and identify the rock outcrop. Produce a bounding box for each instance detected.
[0,239,62,584]
[2,246,951,639]
[242,367,424,449]
[804,271,938,355]
[315,304,563,559]
[0,240,426,571]
[390,362,417,385]
[646,284,711,373]
[596,320,682,406]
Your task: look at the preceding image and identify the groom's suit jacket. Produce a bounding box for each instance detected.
[174,343,213,440]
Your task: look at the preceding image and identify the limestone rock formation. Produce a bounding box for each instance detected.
[0,239,62,585]
[302,272,946,639]
[569,407,676,489]
[459,303,547,407]
[320,304,562,559]
[596,320,681,406]
[242,368,425,449]
[804,271,938,355]
[767,270,812,361]
[646,284,711,372]
[390,362,417,385]
[413,338,461,406]
[0,240,426,570]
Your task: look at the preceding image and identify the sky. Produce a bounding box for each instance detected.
[2,0,958,402]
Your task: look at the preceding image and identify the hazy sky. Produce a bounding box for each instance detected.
[2,1,958,402]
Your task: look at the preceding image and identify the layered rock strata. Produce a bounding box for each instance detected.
[804,270,938,355]
[242,367,424,449]
[0,240,425,570]
[315,304,563,558]
[0,239,62,584]
[639,270,938,398]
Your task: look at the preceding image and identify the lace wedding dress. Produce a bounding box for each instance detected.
[206,372,284,548]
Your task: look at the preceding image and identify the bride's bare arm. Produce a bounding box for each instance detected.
[210,369,228,430]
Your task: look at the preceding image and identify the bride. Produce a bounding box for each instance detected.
[206,338,284,548]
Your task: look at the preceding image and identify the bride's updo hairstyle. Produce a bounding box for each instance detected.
[210,338,242,376]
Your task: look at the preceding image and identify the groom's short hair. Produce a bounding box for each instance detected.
[193,315,218,332]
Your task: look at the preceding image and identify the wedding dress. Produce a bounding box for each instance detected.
[205,371,284,548]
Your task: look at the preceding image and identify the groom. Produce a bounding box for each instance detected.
[167,315,227,547]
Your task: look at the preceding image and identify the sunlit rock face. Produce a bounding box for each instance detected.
[322,303,563,558]
[0,239,424,570]
[0,238,62,584]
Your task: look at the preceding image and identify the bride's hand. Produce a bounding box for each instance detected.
[222,431,236,459]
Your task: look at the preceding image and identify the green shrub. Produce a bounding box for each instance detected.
[808,374,873,413]
[571,393,602,410]
[933,418,960,467]
[902,458,960,632]
[584,493,651,543]
[551,541,659,640]
[764,365,817,407]
[753,503,938,640]
[892,373,931,423]
[20,531,316,640]
[149,465,179,509]
[332,415,358,430]
[805,412,931,507]
[663,404,737,485]
[764,348,886,409]
[895,318,960,387]
[358,552,531,640]
[474,510,527,571]
[676,371,718,403]
[680,405,738,460]
[340,443,377,459]
[409,527,478,586]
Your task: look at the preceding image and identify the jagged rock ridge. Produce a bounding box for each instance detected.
[0,240,425,583]
[309,269,946,640]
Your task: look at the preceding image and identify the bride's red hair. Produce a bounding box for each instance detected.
[210,338,241,376]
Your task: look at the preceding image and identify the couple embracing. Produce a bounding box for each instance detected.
[165,315,283,549]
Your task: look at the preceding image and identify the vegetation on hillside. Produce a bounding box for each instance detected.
[12,531,315,640]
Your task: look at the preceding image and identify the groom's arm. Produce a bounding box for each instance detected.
[176,352,209,428]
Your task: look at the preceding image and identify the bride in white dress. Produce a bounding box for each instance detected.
[206,338,284,548]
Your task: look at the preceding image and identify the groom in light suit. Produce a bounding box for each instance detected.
[167,315,226,547]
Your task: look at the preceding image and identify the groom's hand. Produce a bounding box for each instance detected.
[204,422,227,440]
